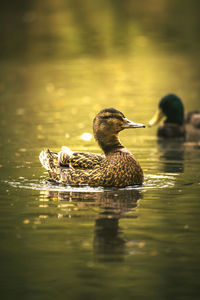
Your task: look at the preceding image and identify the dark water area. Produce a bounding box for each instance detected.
[0,1,200,299]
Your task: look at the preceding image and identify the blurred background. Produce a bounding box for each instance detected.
[1,1,200,300]
[1,0,200,152]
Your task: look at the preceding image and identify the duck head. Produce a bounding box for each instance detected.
[148,94,185,127]
[93,108,145,153]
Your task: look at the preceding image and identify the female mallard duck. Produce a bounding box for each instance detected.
[148,94,200,140]
[39,108,145,187]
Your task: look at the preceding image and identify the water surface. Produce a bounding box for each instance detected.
[1,1,200,299]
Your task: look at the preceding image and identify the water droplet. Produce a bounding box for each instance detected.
[138,241,146,248]
[37,125,43,131]
[19,148,27,152]
[56,88,66,97]
[39,215,48,219]
[81,133,92,141]
[34,219,41,225]
[46,83,55,93]
[23,219,30,224]
[65,133,70,139]
[37,135,45,140]
[16,108,25,116]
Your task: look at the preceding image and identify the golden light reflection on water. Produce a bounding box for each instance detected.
[13,46,196,160]
[1,2,200,298]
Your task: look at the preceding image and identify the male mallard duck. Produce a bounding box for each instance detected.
[148,94,200,140]
[39,108,145,187]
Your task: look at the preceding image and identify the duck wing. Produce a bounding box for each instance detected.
[39,149,105,182]
[39,149,60,181]
[59,151,143,187]
[185,111,200,128]
[185,111,200,141]
[39,149,143,187]
[58,150,104,169]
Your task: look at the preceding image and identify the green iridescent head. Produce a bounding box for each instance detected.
[159,94,184,125]
[149,94,185,127]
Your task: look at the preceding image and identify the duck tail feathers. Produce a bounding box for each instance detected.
[39,149,59,172]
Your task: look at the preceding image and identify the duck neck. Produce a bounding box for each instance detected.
[165,115,184,125]
[95,132,123,154]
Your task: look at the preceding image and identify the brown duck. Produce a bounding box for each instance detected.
[39,108,145,187]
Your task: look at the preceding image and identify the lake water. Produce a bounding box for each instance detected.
[1,1,200,299]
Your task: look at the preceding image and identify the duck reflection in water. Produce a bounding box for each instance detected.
[39,187,142,262]
[158,140,185,173]
[93,189,141,262]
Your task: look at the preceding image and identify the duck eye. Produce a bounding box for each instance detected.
[101,115,111,120]
[101,115,124,121]
[116,116,124,122]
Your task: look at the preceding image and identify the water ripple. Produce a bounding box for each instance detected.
[5,173,177,192]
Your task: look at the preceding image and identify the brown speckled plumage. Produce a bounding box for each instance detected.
[39,108,145,187]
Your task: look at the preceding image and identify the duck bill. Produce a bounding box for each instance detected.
[148,109,164,127]
[123,118,146,129]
